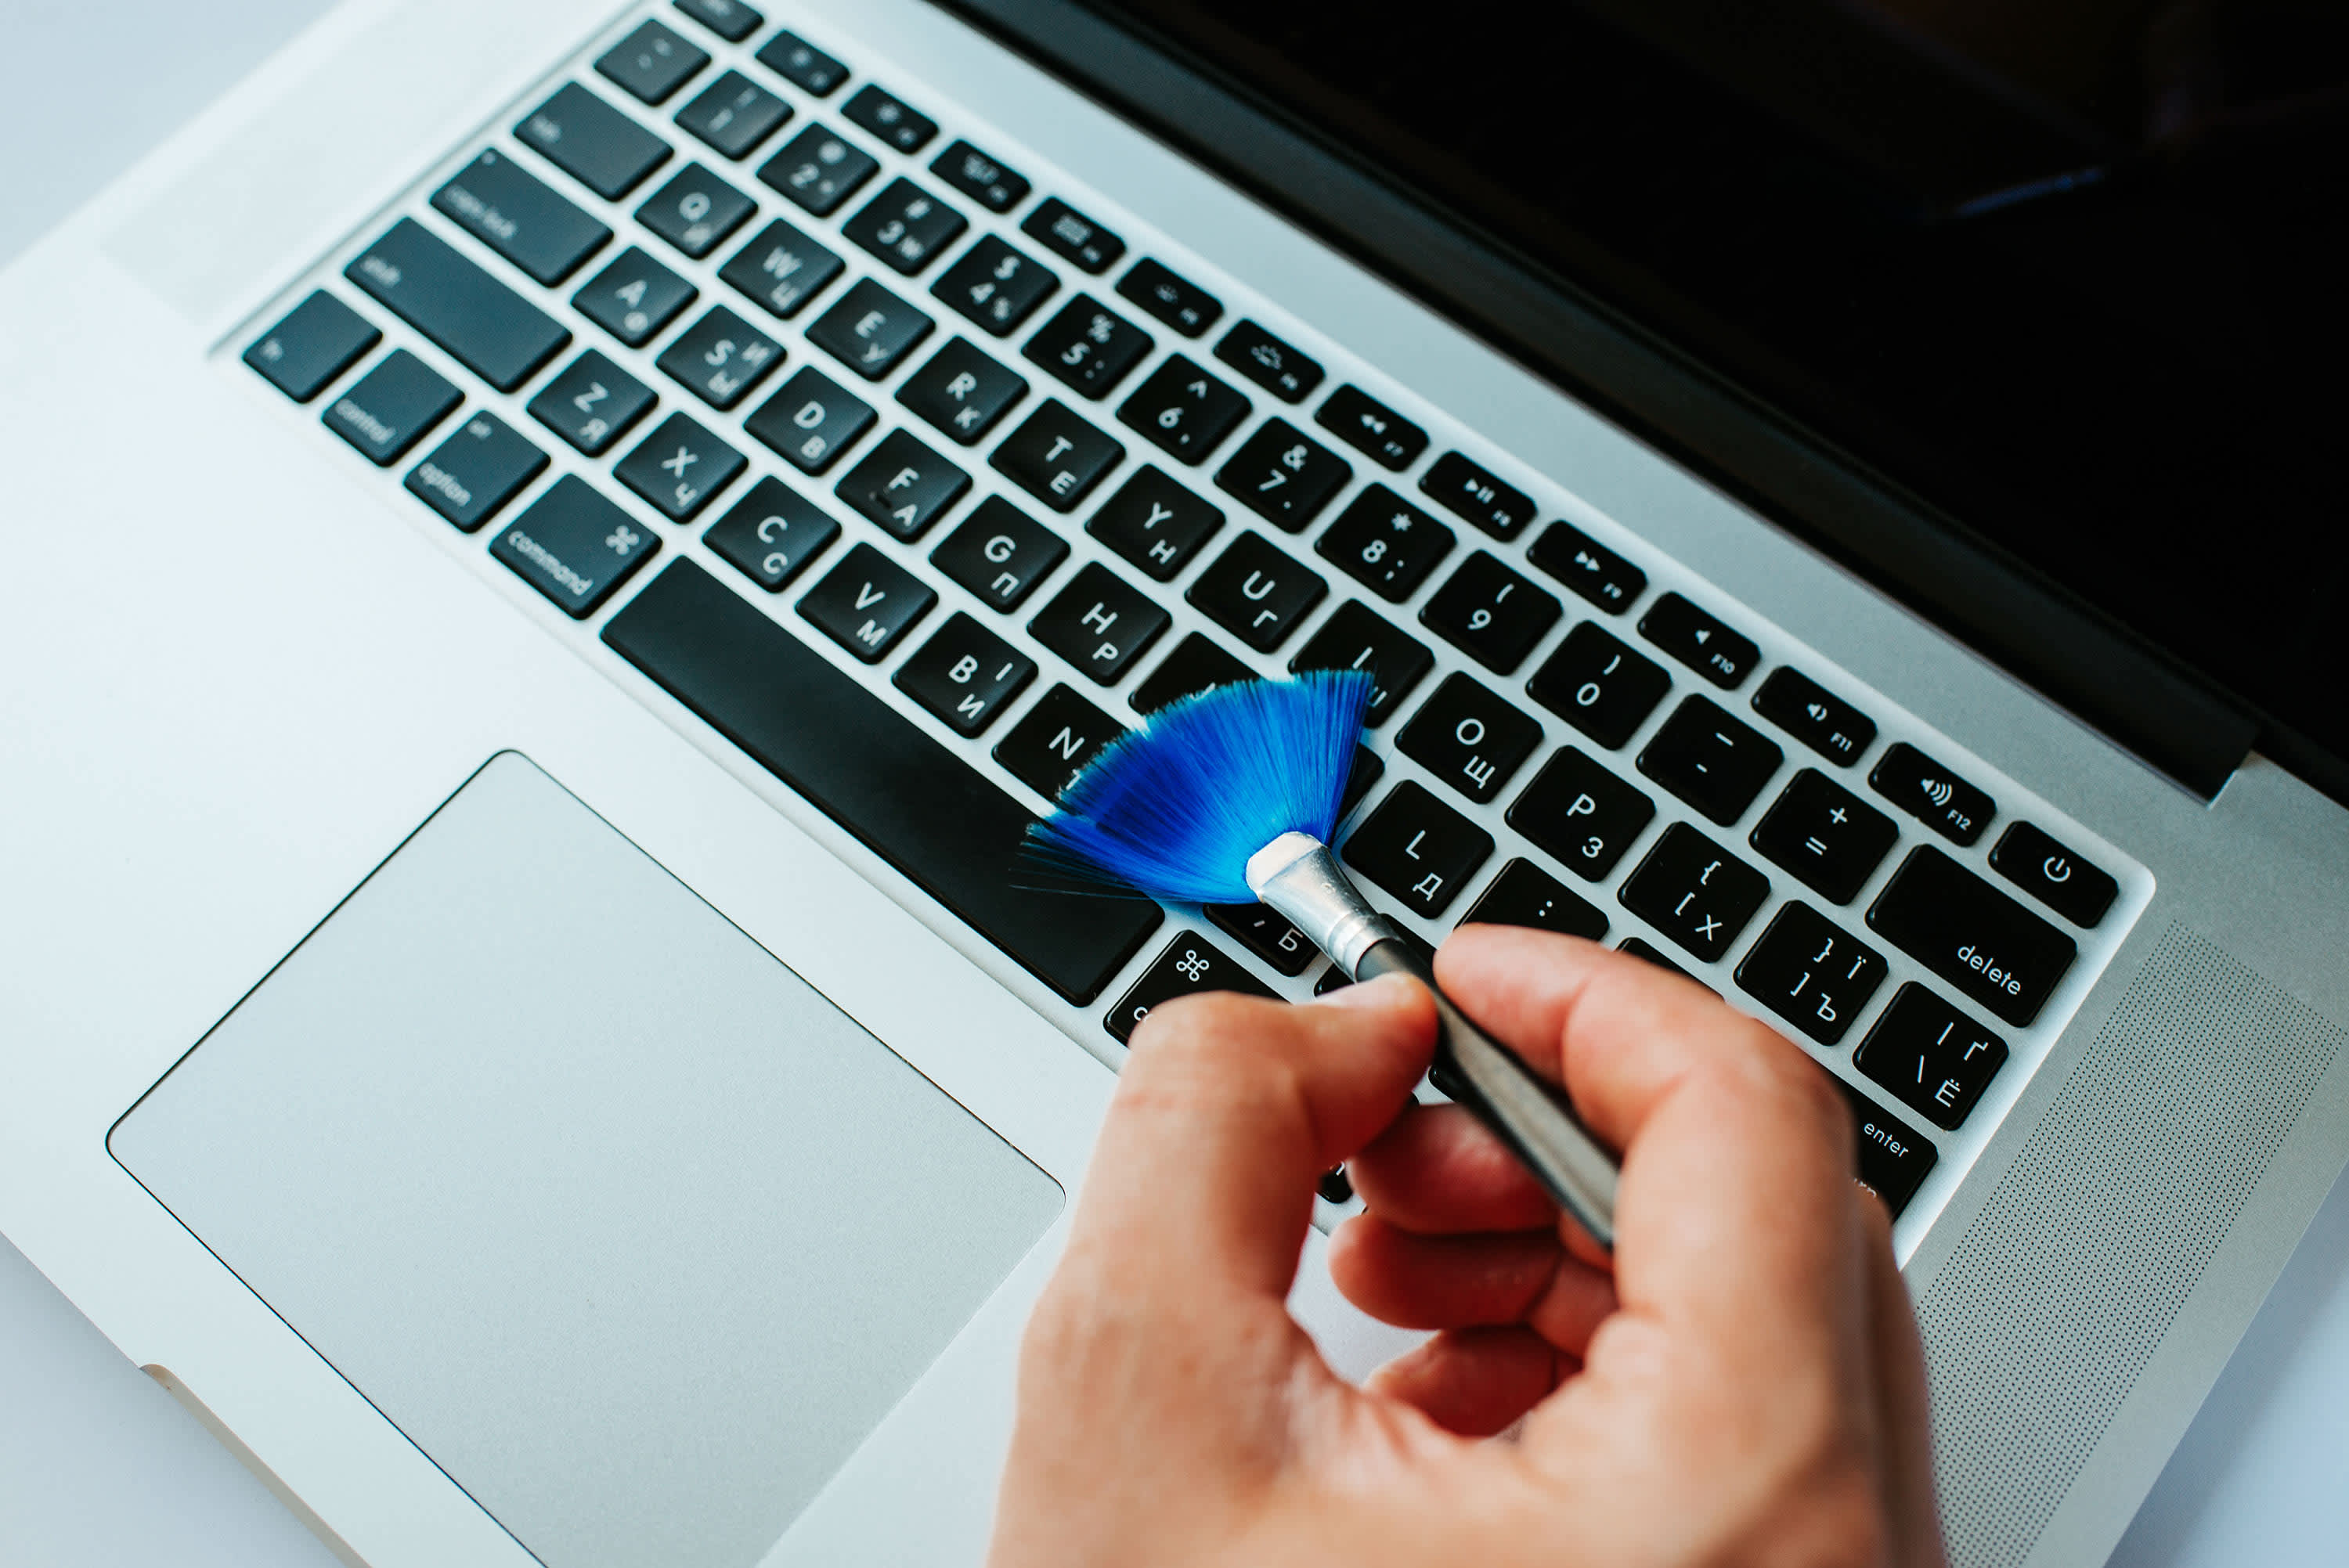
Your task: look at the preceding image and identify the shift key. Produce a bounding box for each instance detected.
[346,218,572,391]
[1867,845,2076,1026]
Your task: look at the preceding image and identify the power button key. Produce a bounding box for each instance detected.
[1990,821,2118,928]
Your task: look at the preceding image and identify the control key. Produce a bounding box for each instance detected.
[1867,846,2076,1026]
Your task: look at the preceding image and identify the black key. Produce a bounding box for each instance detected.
[1832,1080,1936,1217]
[718,218,844,319]
[597,20,708,105]
[406,410,547,532]
[1867,847,2076,1026]
[324,349,460,465]
[1118,355,1249,464]
[994,683,1124,802]
[1460,859,1608,941]
[1023,197,1124,273]
[615,410,745,521]
[636,164,756,258]
[345,219,570,392]
[529,349,656,456]
[1287,600,1432,728]
[1130,634,1253,716]
[1316,384,1427,470]
[754,31,846,96]
[931,139,1030,213]
[655,305,785,409]
[798,541,936,661]
[573,247,696,346]
[1528,521,1644,615]
[702,476,839,592]
[673,0,761,44]
[1752,667,1877,768]
[244,290,378,402]
[758,124,877,217]
[1618,937,1710,991]
[1506,748,1655,881]
[931,496,1067,611]
[1749,769,1900,905]
[1342,781,1492,919]
[745,366,874,472]
[1316,930,1434,997]
[844,179,967,275]
[1420,452,1534,542]
[1088,467,1221,581]
[676,70,791,159]
[991,400,1123,511]
[431,148,609,285]
[1856,985,2011,1130]
[843,84,937,153]
[1990,822,2118,928]
[1419,551,1561,674]
[1188,532,1326,651]
[604,561,1161,1002]
[933,235,1058,335]
[1871,742,1996,846]
[834,427,968,539]
[1118,258,1221,336]
[1618,824,1770,964]
[1343,747,1385,816]
[1106,934,1276,1044]
[1030,563,1168,683]
[1735,903,1889,1047]
[516,82,670,200]
[1640,592,1759,689]
[806,276,934,379]
[1214,419,1350,532]
[1526,621,1670,750]
[1318,1167,1355,1205]
[1023,295,1152,398]
[898,338,1028,444]
[1206,903,1317,976]
[1216,319,1322,402]
[491,474,659,616]
[895,612,1036,736]
[1397,672,1543,806]
[1315,484,1454,602]
[1637,696,1784,824]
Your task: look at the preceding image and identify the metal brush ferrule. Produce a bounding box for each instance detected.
[1245,832,1400,976]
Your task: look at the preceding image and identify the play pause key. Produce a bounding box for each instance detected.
[1106,932,1276,1044]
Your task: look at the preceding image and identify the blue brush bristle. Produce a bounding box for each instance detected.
[1027,669,1374,904]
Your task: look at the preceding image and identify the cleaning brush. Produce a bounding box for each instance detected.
[1029,669,1620,1250]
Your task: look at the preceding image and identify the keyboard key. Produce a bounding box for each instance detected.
[1342,780,1492,919]
[1640,591,1759,689]
[244,290,379,402]
[1460,859,1608,940]
[933,235,1059,335]
[1748,769,1899,905]
[1188,532,1326,651]
[673,0,761,44]
[529,349,656,456]
[1216,319,1323,402]
[636,163,756,258]
[1214,419,1351,532]
[405,411,547,532]
[675,70,791,159]
[718,218,844,319]
[745,366,875,472]
[1420,451,1534,541]
[1870,741,1995,846]
[1856,984,2010,1130]
[1316,384,1427,470]
[898,337,1028,443]
[843,84,937,153]
[1287,600,1432,728]
[995,683,1124,802]
[702,476,839,591]
[1990,822,2117,928]
[1119,355,1249,464]
[799,541,936,661]
[895,612,1036,736]
[806,276,934,379]
[1343,747,1384,816]
[1618,823,1770,964]
[491,474,659,617]
[615,410,745,521]
[931,496,1068,610]
[754,31,846,96]
[1832,1079,1936,1217]
[1752,667,1877,767]
[759,124,878,216]
[1637,695,1784,824]
[1867,847,2075,1026]
[655,305,784,409]
[1735,903,1888,1047]
[431,148,610,285]
[1398,673,1542,805]
[1526,621,1670,749]
[1506,748,1655,881]
[1023,295,1152,398]
[844,178,968,274]
[605,561,1161,1002]
[835,427,968,539]
[1618,937,1709,990]
[931,139,1030,212]
[597,19,708,105]
[1023,197,1125,273]
[1030,563,1168,683]
[1088,467,1221,581]
[1528,520,1644,615]
[573,247,696,346]
[1118,258,1221,336]
[1130,633,1252,715]
[1106,933,1276,1044]
[1315,484,1454,601]
[991,400,1123,510]
[1206,903,1317,975]
[324,348,460,465]
[346,220,571,392]
[1419,550,1561,674]
[516,82,671,200]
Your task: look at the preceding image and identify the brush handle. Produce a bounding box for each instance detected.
[1355,939,1619,1252]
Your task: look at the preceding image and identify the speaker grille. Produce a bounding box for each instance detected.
[1918,924,2343,1568]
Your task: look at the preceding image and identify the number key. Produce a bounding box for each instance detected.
[1119,355,1250,464]
[1023,295,1153,398]
[1214,418,1351,532]
[1419,551,1561,674]
[1315,484,1455,601]
[933,234,1059,335]
[1527,622,1669,748]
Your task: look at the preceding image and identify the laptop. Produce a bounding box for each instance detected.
[3,0,2345,1563]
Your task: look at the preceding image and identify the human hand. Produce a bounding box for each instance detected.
[987,925,1944,1567]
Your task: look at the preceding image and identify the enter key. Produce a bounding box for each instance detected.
[1867,846,2077,1026]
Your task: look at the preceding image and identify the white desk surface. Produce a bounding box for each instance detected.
[4,3,2346,1563]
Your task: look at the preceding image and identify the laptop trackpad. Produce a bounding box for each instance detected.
[110,753,1063,1568]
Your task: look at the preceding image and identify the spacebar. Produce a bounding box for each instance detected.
[602,560,1162,1004]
